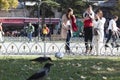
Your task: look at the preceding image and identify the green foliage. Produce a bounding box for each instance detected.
[0,0,18,10]
[41,0,60,17]
[33,0,60,18]
[111,0,120,17]
[8,0,19,8]
[74,0,86,6]
[55,0,91,18]
[0,0,9,10]
[20,0,91,18]
[42,0,60,8]
[39,0,60,24]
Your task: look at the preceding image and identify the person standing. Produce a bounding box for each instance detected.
[42,24,50,41]
[83,5,95,53]
[0,22,4,42]
[105,15,120,47]
[61,8,76,53]
[92,9,106,55]
[27,22,35,42]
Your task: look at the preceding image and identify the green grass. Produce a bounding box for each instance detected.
[0,55,120,80]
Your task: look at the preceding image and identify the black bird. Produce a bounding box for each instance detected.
[30,57,52,63]
[27,63,53,80]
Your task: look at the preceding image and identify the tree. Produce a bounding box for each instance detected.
[55,0,91,18]
[26,0,60,17]
[111,0,120,17]
[40,0,60,17]
[37,0,60,24]
[0,0,18,10]
[23,0,90,18]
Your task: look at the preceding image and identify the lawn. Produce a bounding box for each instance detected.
[0,55,120,80]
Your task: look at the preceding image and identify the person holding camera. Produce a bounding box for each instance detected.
[83,5,95,54]
[92,9,106,55]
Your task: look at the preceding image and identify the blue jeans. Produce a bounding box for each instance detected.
[106,30,118,45]
[65,30,71,51]
[27,33,32,41]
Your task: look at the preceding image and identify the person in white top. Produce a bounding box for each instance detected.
[61,8,75,53]
[105,15,120,47]
[92,9,106,54]
[0,22,4,42]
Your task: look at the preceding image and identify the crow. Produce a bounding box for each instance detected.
[26,63,53,80]
[30,57,52,63]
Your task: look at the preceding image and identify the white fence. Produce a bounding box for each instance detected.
[0,40,120,56]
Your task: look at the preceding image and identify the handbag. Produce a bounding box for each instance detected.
[93,22,100,35]
[94,28,99,35]
[71,15,78,32]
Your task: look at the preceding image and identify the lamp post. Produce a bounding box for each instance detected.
[37,0,41,40]
[37,0,46,57]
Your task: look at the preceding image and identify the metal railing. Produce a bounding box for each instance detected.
[0,37,120,56]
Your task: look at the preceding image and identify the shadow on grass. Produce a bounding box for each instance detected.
[0,56,120,80]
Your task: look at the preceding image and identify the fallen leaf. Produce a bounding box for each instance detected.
[102,76,107,80]
[107,67,115,71]
[81,75,86,79]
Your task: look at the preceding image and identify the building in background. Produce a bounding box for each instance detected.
[0,0,118,37]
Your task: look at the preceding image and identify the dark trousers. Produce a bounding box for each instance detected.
[42,34,46,41]
[65,30,71,51]
[106,30,118,45]
[84,27,93,50]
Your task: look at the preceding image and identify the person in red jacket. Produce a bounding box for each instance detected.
[83,5,95,54]
[61,8,77,53]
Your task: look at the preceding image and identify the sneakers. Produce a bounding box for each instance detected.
[85,49,93,54]
[111,43,120,48]
[105,43,120,48]
[111,43,114,47]
[115,44,120,47]
[105,44,109,47]
[89,49,93,54]
[85,50,89,54]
